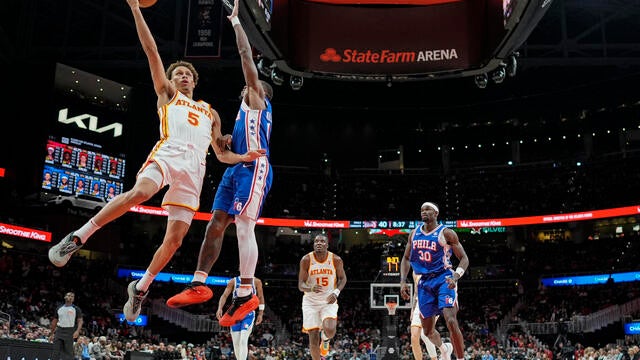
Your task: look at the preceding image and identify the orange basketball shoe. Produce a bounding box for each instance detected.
[166,282,213,308]
[219,294,259,326]
[319,330,330,357]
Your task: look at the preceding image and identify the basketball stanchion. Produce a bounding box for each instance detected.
[381,297,400,360]
[370,284,410,360]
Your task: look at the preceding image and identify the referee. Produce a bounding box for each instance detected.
[50,291,83,360]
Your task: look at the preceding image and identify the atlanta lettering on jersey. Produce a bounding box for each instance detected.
[412,240,437,251]
[176,99,213,119]
[310,268,334,275]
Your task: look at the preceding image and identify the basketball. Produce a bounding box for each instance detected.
[139,0,157,8]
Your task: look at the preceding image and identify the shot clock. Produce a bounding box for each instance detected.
[381,254,402,280]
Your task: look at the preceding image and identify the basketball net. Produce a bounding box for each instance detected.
[385,301,398,316]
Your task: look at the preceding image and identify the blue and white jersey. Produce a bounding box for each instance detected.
[232,98,272,159]
[408,224,453,276]
[212,97,273,220]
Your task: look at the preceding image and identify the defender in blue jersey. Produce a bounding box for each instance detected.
[217,276,265,360]
[167,0,274,327]
[400,202,469,360]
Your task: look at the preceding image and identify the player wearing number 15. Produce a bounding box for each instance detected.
[400,202,469,360]
[298,234,347,360]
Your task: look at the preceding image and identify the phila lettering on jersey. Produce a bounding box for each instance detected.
[409,224,453,276]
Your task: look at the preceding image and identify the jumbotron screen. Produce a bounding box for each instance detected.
[241,0,552,81]
[263,0,505,74]
[41,136,125,202]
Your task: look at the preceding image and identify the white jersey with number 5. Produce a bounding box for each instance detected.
[139,91,214,211]
[303,251,337,305]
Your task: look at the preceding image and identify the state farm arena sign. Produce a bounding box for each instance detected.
[284,0,496,74]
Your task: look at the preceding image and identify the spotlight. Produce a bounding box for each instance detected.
[290,75,304,91]
[491,65,506,84]
[474,73,488,89]
[506,52,518,77]
[257,58,272,78]
[270,68,284,86]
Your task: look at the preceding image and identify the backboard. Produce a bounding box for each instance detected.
[370,283,413,310]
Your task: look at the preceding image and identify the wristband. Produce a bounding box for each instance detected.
[455,267,465,277]
[400,277,407,283]
[332,289,340,297]
[230,17,240,26]
[258,304,265,311]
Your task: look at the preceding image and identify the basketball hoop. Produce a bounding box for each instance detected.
[383,294,399,316]
[385,301,398,316]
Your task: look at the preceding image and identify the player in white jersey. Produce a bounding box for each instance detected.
[411,274,439,360]
[48,0,265,323]
[298,234,347,360]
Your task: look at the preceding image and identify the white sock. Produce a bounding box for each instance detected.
[423,334,437,359]
[236,216,258,278]
[136,271,156,292]
[193,271,208,283]
[75,219,101,244]
[236,284,252,297]
[321,331,329,341]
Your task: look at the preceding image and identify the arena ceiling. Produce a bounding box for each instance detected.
[2,0,640,105]
[1,0,640,167]
[1,0,640,201]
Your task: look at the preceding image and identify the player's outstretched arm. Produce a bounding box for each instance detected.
[227,0,265,110]
[126,0,173,102]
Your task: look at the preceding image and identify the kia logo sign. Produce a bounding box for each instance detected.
[58,108,123,138]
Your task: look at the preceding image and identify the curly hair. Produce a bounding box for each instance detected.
[165,60,199,85]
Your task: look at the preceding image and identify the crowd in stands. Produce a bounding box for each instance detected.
[1,123,639,359]
[1,226,639,359]
[259,153,640,221]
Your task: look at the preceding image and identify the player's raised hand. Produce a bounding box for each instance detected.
[228,0,239,21]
